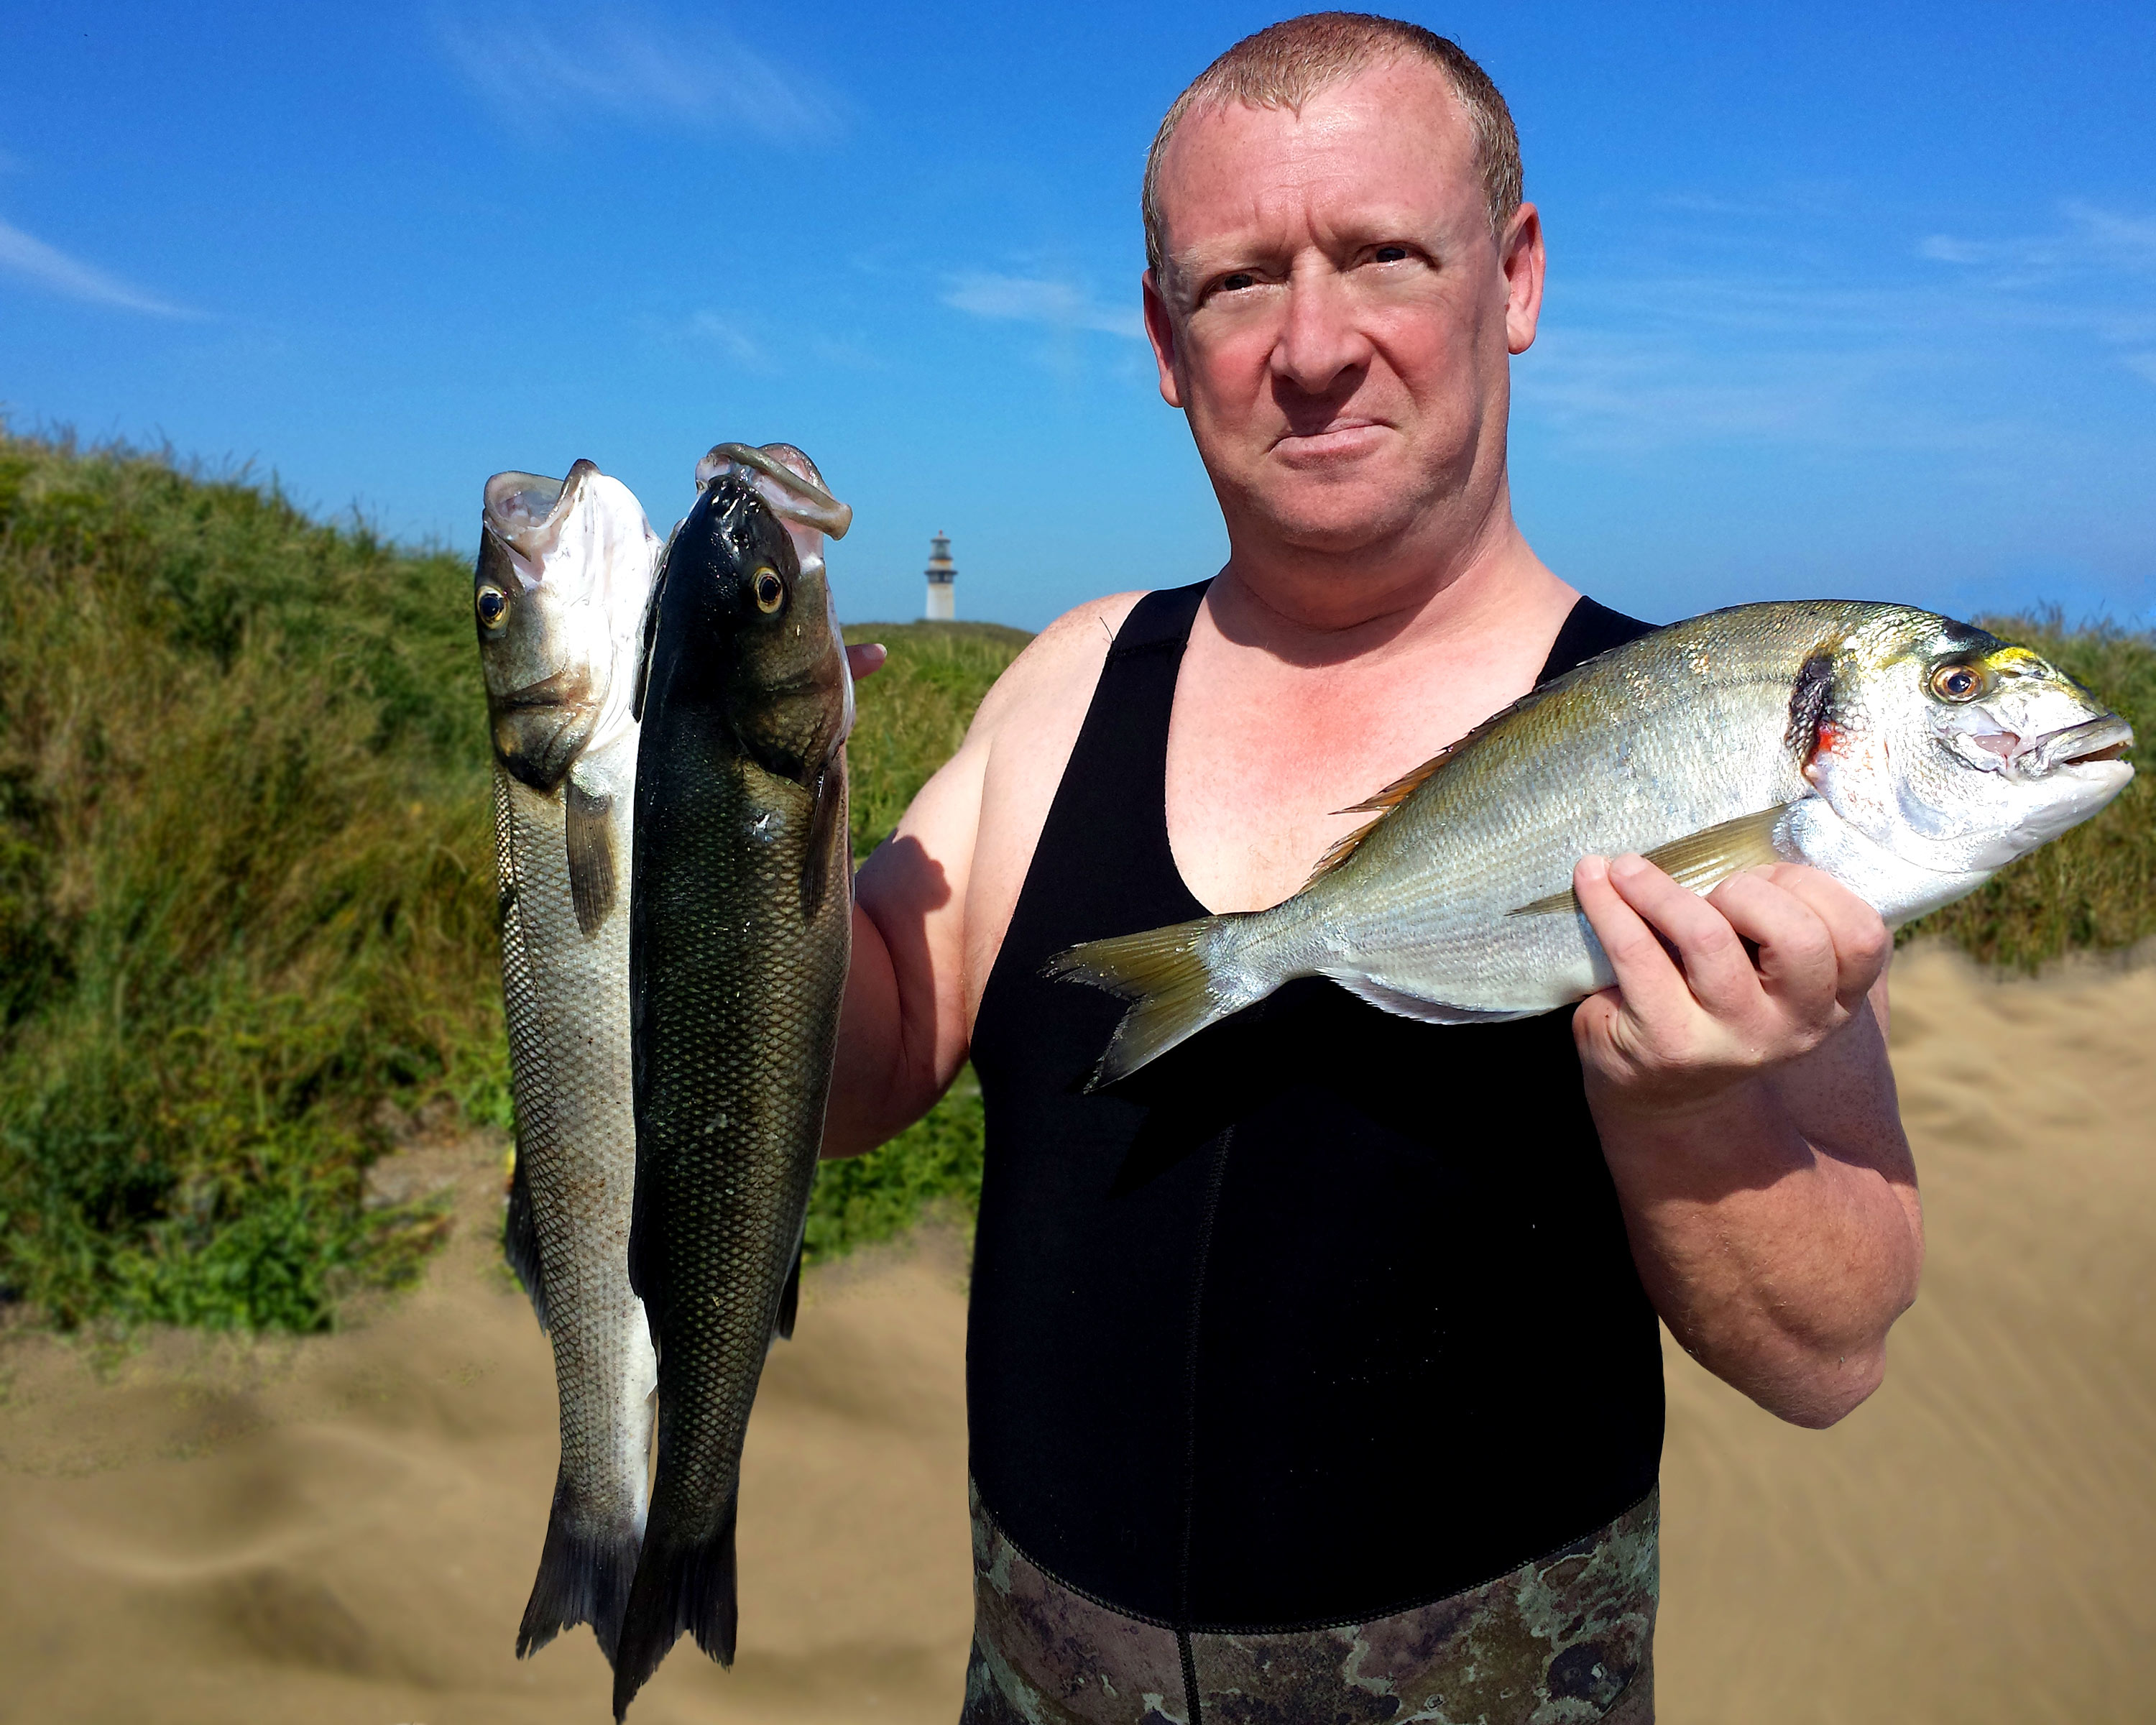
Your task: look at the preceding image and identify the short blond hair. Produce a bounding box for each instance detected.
[1141,13,1523,277]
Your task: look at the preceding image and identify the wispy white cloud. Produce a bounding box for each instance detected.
[436,7,838,144]
[683,310,775,370]
[941,272,1142,339]
[1518,199,2156,456]
[1918,201,2156,282]
[0,216,197,318]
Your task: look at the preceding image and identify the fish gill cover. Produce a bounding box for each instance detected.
[0,428,2143,1331]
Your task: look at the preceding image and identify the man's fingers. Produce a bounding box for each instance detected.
[1603,854,1760,1017]
[1705,870,1839,1015]
[1750,863,1892,1008]
[1574,855,1693,1029]
[847,642,888,681]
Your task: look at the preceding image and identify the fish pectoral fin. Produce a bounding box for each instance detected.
[565,777,619,938]
[798,760,849,921]
[1509,803,1797,916]
[1324,970,1542,1026]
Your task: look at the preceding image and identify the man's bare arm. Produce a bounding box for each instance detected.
[1575,857,1924,1428]
[822,746,984,1158]
[821,596,1141,1159]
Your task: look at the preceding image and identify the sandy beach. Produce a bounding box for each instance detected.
[3,939,2151,1725]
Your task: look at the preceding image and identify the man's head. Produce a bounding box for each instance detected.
[1142,14,1543,579]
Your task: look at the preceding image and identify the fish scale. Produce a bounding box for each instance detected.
[1052,600,2133,1085]
[473,461,663,1668]
[496,759,656,1654]
[613,451,854,1720]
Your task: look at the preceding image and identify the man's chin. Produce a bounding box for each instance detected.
[1240,476,1425,558]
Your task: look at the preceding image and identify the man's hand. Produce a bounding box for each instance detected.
[1572,855,1892,1113]
[1569,854,1920,1429]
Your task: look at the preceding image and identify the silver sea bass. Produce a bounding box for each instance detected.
[1051,602,2135,1085]
[474,460,663,1664]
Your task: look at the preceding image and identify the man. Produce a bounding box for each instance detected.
[826,16,1922,1723]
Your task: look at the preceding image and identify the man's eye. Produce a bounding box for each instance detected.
[1218,271,1257,293]
[1372,245,1411,264]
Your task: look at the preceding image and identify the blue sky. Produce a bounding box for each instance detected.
[2,1,2152,630]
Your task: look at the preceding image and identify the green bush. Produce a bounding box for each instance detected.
[0,433,505,1328]
[842,620,1031,862]
[806,1074,985,1264]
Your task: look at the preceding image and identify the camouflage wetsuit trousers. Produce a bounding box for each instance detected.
[959,1485,1659,1725]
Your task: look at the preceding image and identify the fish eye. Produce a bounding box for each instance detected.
[476,584,510,628]
[1930,662,1986,703]
[753,569,786,613]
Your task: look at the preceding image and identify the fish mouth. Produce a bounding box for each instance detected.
[2021,714,2135,774]
[482,459,599,562]
[695,443,852,539]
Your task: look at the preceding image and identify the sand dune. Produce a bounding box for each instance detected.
[3,941,2152,1724]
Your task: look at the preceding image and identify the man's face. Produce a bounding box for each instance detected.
[1145,60,1542,562]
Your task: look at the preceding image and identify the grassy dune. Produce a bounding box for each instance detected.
[0,432,2146,1332]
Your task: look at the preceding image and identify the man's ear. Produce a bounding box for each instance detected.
[1142,270,1184,409]
[1501,202,1547,356]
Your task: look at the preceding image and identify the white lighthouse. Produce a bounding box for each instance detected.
[923,531,957,621]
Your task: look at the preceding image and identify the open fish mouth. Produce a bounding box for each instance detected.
[484,459,599,562]
[695,442,852,539]
[2021,714,2134,773]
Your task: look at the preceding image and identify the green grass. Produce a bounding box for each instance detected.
[0,432,509,1329]
[843,619,1032,862]
[1,431,2147,1333]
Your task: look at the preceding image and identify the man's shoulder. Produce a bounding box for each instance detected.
[968,589,1152,741]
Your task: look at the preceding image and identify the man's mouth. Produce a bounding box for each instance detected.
[1271,420,1388,457]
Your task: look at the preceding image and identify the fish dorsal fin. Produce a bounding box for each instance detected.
[1510,803,1797,916]
[1300,752,1454,889]
[1299,650,1648,894]
[1343,751,1450,817]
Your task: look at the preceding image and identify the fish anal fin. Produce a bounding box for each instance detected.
[503,1146,548,1332]
[1509,804,1797,916]
[566,778,618,938]
[1325,970,1539,1026]
[774,1242,802,1343]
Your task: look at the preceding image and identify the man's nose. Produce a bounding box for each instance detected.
[1271,262,1372,395]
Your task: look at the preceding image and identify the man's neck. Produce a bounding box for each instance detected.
[1206,496,1573,671]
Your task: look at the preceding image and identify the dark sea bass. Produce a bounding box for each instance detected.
[612,443,855,1719]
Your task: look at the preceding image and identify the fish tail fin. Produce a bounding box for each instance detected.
[611,1491,739,1720]
[1044,913,1271,1087]
[516,1478,642,1666]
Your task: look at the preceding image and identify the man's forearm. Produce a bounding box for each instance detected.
[821,901,918,1158]
[1592,1063,1922,1427]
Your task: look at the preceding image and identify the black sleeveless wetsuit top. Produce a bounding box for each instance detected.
[967,583,1665,1632]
